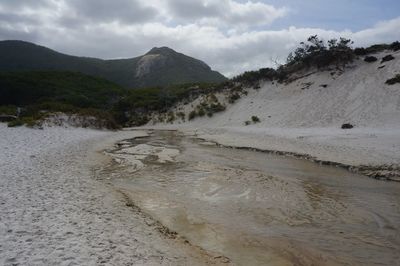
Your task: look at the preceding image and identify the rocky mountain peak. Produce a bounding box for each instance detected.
[146,46,177,56]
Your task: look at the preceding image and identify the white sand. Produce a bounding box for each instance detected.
[0,124,222,265]
[192,126,400,166]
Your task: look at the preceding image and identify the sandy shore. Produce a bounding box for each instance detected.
[0,124,225,265]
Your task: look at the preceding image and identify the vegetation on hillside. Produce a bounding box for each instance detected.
[230,36,355,86]
[0,71,124,128]
[230,37,399,87]
[184,94,226,121]
[232,68,277,86]
[0,70,225,127]
[0,71,123,107]
[114,83,219,125]
[354,41,400,55]
[285,35,354,69]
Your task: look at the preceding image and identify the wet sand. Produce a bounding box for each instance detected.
[103,130,400,266]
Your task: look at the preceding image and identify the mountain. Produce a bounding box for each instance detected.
[0,40,227,88]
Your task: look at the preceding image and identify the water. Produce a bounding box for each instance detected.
[104,130,400,265]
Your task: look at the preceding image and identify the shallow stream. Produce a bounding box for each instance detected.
[102,130,400,265]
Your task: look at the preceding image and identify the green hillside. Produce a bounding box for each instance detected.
[0,71,124,108]
[0,40,227,88]
[0,71,125,128]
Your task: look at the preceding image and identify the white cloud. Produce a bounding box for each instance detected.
[0,0,399,77]
[227,1,287,27]
[352,17,400,46]
[166,0,287,28]
[66,0,158,24]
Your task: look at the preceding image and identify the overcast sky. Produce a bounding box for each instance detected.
[1,0,400,77]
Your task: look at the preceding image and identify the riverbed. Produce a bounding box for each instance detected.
[102,130,400,265]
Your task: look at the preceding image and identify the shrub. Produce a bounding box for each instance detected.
[385,74,400,85]
[251,116,260,123]
[0,115,17,122]
[5,113,49,128]
[77,108,120,129]
[176,112,185,120]
[0,105,18,116]
[21,117,37,128]
[390,41,400,51]
[381,54,395,63]
[232,85,244,93]
[363,44,390,54]
[244,116,260,125]
[341,123,354,129]
[128,115,149,127]
[229,93,241,103]
[195,100,226,118]
[198,108,206,117]
[232,68,277,85]
[188,110,197,120]
[209,103,225,113]
[157,115,165,123]
[354,44,396,55]
[364,56,378,63]
[286,35,354,70]
[354,47,367,56]
[167,112,175,123]
[7,119,24,127]
[200,101,208,108]
[208,93,218,103]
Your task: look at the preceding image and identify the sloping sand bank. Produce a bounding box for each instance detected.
[193,126,400,181]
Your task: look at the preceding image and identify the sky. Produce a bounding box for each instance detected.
[0,0,399,77]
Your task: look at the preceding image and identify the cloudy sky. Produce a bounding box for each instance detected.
[1,0,400,77]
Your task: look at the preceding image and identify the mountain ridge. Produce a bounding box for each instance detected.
[0,40,226,88]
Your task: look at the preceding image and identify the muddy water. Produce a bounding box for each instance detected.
[103,130,400,265]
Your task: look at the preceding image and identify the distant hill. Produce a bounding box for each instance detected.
[0,40,227,88]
